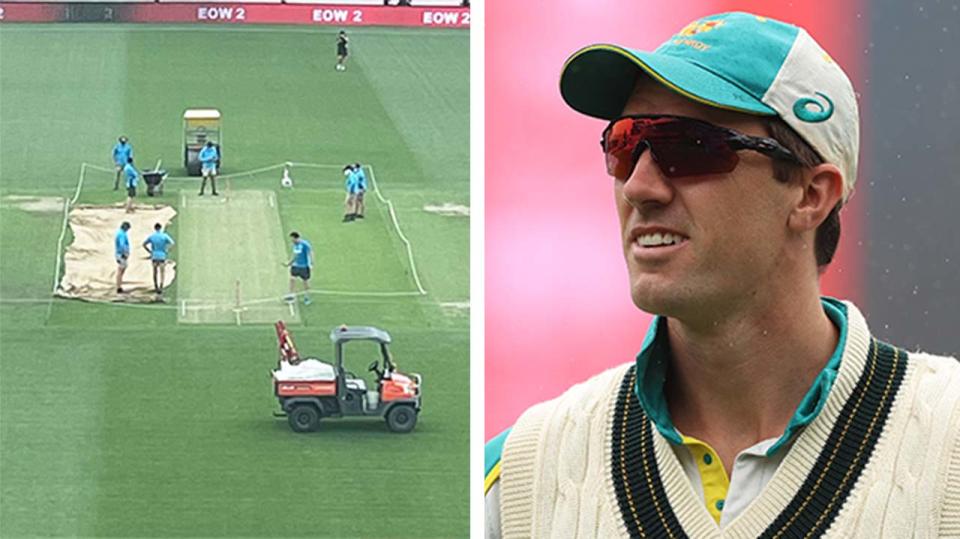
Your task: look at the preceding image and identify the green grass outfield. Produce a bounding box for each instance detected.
[0,24,469,537]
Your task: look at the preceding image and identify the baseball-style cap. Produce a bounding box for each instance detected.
[560,12,860,201]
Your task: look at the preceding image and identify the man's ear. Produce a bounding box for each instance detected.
[787,163,844,233]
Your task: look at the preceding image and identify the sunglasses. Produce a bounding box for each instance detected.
[600,115,801,180]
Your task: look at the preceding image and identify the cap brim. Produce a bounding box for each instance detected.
[560,44,777,120]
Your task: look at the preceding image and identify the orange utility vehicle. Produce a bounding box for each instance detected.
[272,321,422,433]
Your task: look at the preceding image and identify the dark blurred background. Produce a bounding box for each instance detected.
[865,0,960,353]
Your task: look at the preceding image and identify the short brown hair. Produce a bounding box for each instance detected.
[766,118,841,268]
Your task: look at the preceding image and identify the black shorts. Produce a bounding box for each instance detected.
[127,186,136,197]
[291,266,311,280]
[337,46,348,57]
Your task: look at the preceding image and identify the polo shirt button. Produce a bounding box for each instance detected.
[703,453,713,465]
[716,499,725,511]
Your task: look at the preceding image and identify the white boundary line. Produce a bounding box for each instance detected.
[287,162,343,169]
[51,197,70,294]
[366,164,428,295]
[51,162,88,295]
[163,162,333,182]
[178,190,186,316]
[83,163,114,173]
[5,288,424,311]
[163,163,289,183]
[311,289,423,297]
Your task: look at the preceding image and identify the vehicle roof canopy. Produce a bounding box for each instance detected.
[330,326,392,344]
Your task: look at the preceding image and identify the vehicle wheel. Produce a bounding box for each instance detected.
[386,405,417,433]
[288,404,320,433]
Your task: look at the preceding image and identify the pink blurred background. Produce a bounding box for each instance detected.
[485,0,866,439]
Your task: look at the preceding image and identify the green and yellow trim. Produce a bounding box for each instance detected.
[484,460,502,495]
[485,427,512,495]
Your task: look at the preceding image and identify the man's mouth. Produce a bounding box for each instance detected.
[635,232,688,248]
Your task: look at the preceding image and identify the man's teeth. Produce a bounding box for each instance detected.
[637,233,685,247]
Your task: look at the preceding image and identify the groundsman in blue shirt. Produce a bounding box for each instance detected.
[114,221,131,294]
[123,157,139,214]
[353,162,367,219]
[342,165,359,222]
[143,223,175,295]
[198,141,220,196]
[112,136,133,190]
[285,231,313,305]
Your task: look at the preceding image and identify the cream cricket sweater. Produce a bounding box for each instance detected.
[499,302,960,538]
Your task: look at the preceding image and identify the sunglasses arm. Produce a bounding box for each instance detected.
[729,134,801,164]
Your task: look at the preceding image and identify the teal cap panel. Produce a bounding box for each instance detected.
[655,12,800,99]
[560,12,799,120]
[560,45,776,120]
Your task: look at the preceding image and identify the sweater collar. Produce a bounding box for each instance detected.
[633,297,849,454]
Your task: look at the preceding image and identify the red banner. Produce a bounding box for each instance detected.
[0,3,470,26]
[0,2,61,21]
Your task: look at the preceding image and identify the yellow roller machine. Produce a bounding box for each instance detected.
[183,108,221,176]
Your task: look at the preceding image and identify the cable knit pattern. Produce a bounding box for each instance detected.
[940,381,960,536]
[498,302,960,538]
[501,365,630,538]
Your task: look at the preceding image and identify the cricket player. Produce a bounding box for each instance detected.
[112,136,133,190]
[114,221,131,294]
[198,141,219,196]
[336,30,349,71]
[123,157,139,214]
[353,162,367,219]
[485,11,960,537]
[285,231,313,305]
[142,223,174,295]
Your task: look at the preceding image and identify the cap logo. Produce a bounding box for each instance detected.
[793,92,834,123]
[677,20,725,37]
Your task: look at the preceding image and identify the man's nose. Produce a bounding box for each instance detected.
[621,147,674,209]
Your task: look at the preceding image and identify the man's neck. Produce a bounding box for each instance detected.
[663,290,839,472]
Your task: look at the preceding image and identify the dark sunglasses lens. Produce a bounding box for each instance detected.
[651,138,739,178]
[603,118,741,179]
